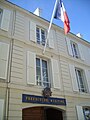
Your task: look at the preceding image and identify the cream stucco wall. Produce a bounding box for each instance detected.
[0,0,90,120]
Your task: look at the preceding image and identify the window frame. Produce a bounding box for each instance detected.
[36,57,50,87]
[0,99,4,120]
[0,8,3,26]
[36,26,46,46]
[71,41,80,58]
[75,68,87,93]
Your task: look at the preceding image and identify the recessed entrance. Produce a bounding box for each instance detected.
[22,107,63,120]
[45,108,63,120]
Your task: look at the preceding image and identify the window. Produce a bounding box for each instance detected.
[71,42,79,58]
[36,27,46,46]
[75,68,87,92]
[0,42,9,79]
[0,9,3,26]
[36,58,50,87]
[83,107,90,120]
[0,99,4,120]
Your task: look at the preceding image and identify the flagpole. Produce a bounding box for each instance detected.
[43,0,59,54]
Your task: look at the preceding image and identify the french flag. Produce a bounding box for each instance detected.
[54,0,70,34]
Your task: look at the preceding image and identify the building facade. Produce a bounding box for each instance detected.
[0,0,90,120]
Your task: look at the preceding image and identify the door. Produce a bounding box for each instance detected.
[22,107,63,120]
[45,108,63,120]
[22,107,44,120]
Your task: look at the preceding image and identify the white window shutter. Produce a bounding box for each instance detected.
[69,64,79,92]
[1,9,11,31]
[29,21,36,42]
[66,38,73,56]
[76,106,84,120]
[0,99,4,120]
[0,42,9,79]
[85,69,90,93]
[48,30,55,49]
[78,43,85,61]
[51,59,61,89]
[26,51,36,85]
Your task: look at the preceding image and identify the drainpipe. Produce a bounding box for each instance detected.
[5,38,14,120]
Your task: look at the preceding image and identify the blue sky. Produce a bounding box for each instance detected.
[8,0,90,42]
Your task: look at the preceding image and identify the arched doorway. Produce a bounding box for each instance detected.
[22,106,63,120]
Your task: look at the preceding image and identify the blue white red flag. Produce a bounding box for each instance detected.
[54,0,70,34]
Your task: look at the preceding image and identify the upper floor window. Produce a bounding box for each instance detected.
[0,9,11,31]
[36,27,46,46]
[0,42,9,79]
[26,51,61,89]
[36,58,50,87]
[75,68,87,93]
[71,42,79,58]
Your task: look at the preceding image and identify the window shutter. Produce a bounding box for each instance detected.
[66,38,73,56]
[76,106,84,120]
[0,42,9,79]
[51,59,61,89]
[29,21,36,42]
[78,43,85,61]
[0,99,4,120]
[85,69,90,93]
[69,64,79,92]
[48,30,55,49]
[26,51,36,85]
[1,9,11,31]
